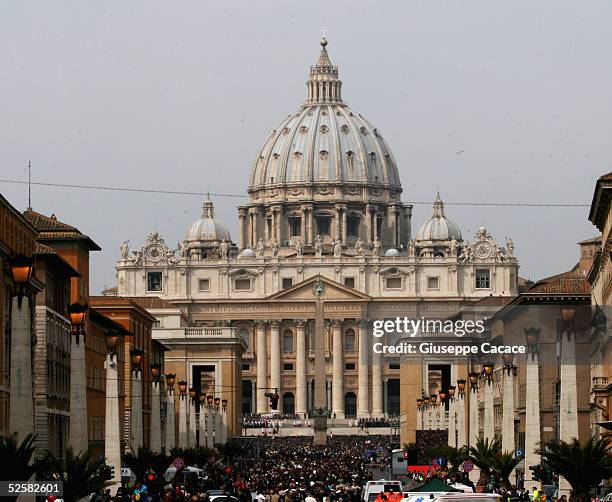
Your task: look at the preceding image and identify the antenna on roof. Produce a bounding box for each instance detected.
[27,160,32,210]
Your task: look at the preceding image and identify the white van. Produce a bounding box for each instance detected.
[403,494,501,502]
[362,480,403,502]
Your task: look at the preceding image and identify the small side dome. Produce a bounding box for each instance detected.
[416,193,462,242]
[238,248,256,259]
[385,248,400,256]
[186,198,232,244]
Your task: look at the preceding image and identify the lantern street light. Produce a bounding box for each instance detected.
[561,307,576,338]
[482,363,494,385]
[130,348,143,373]
[68,302,88,344]
[512,365,519,377]
[439,391,447,404]
[10,253,34,308]
[457,379,466,397]
[150,363,161,382]
[214,397,221,409]
[448,386,456,401]
[469,372,480,392]
[430,394,437,405]
[178,380,187,397]
[189,387,197,402]
[524,325,541,359]
[422,396,429,409]
[104,330,120,357]
[417,398,423,409]
[206,394,214,408]
[221,398,228,412]
[502,353,514,375]
[165,373,176,391]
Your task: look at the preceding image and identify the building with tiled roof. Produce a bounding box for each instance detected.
[23,208,101,251]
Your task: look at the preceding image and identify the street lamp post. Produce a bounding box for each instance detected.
[8,253,35,443]
[104,330,122,491]
[150,364,162,452]
[130,348,144,451]
[524,324,541,492]
[188,388,197,447]
[178,380,189,447]
[164,374,176,452]
[68,302,89,455]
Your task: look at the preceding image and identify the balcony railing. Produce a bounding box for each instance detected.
[153,326,239,340]
[593,377,610,391]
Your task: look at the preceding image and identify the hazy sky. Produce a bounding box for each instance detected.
[2,1,611,293]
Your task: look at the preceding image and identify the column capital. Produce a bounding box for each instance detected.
[270,320,281,329]
[295,319,307,328]
[331,319,344,328]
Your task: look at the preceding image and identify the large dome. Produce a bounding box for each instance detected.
[248,38,401,195]
[416,193,462,242]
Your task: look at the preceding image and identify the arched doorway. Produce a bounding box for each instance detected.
[283,392,295,415]
[344,392,357,418]
[387,379,400,417]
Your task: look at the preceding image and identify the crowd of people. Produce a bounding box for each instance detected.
[354,418,399,429]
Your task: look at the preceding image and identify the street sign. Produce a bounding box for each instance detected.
[436,457,446,466]
[514,448,524,459]
[462,460,474,473]
[173,457,185,469]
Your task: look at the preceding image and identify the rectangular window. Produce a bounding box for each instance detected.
[234,278,252,291]
[385,277,402,290]
[427,276,440,290]
[345,362,356,371]
[153,320,161,328]
[282,277,293,289]
[242,364,251,371]
[283,363,294,371]
[344,277,355,288]
[347,217,359,237]
[147,272,163,292]
[198,279,210,291]
[289,217,301,237]
[475,269,491,289]
[316,216,331,236]
[389,363,400,370]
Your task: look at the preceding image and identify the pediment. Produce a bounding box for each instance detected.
[267,275,371,301]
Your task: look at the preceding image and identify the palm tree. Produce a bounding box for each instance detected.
[0,434,36,502]
[429,444,469,474]
[122,447,171,480]
[490,451,522,490]
[37,447,111,502]
[537,436,612,502]
[469,437,501,488]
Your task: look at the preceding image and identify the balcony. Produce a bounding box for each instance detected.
[152,326,241,342]
[593,377,611,393]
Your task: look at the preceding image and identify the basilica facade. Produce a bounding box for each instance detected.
[113,38,519,432]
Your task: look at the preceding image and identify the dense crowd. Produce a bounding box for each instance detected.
[355,418,399,429]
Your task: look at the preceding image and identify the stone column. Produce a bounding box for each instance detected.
[165,390,175,452]
[456,393,467,448]
[334,206,341,241]
[501,368,515,454]
[206,408,214,447]
[275,207,282,244]
[238,208,247,249]
[357,320,370,417]
[270,321,281,413]
[150,380,162,452]
[9,297,34,443]
[307,207,314,245]
[559,328,579,498]
[189,399,197,447]
[469,384,481,484]
[130,370,144,451]
[524,353,541,492]
[483,375,494,442]
[447,398,456,447]
[365,205,372,242]
[198,404,206,447]
[104,353,122,492]
[300,206,307,243]
[371,341,384,417]
[295,320,307,417]
[256,322,268,413]
[372,209,379,241]
[69,335,88,454]
[178,395,189,447]
[341,208,347,243]
[214,408,223,445]
[331,320,344,418]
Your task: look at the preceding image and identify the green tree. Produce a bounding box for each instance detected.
[536,436,612,502]
[429,444,469,474]
[469,437,501,487]
[169,446,217,467]
[490,451,522,490]
[37,447,111,502]
[122,447,171,481]
[0,434,36,502]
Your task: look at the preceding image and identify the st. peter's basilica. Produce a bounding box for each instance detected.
[111,37,519,438]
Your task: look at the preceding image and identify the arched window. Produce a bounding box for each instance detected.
[283,329,294,353]
[283,392,295,415]
[347,215,360,237]
[344,329,356,352]
[344,392,357,418]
